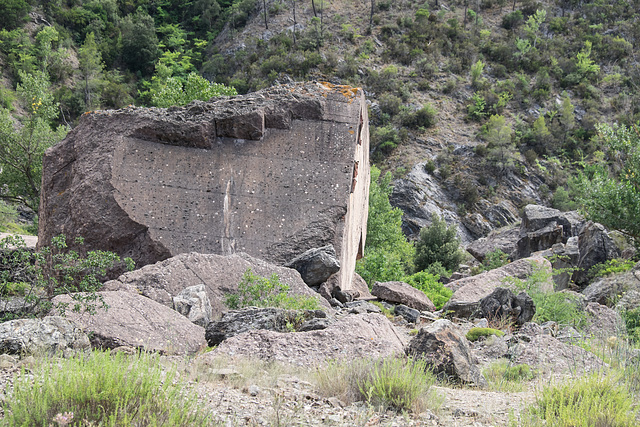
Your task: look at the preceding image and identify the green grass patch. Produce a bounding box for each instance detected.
[588,258,636,280]
[225,269,321,310]
[466,327,505,342]
[402,271,453,309]
[2,351,211,426]
[483,359,535,392]
[520,374,637,427]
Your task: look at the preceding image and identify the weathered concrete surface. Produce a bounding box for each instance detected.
[39,82,369,291]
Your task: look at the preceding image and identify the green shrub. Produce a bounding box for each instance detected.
[621,307,640,343]
[483,249,509,271]
[483,359,535,392]
[316,357,439,413]
[414,215,464,273]
[402,271,452,309]
[588,258,635,280]
[2,351,211,426]
[522,374,637,427]
[224,269,321,310]
[466,327,505,341]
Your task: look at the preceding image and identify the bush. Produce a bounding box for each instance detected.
[414,215,464,273]
[315,357,439,413]
[483,249,510,271]
[224,269,321,310]
[402,271,453,309]
[522,374,637,427]
[466,327,505,341]
[621,307,640,343]
[483,359,535,392]
[2,351,210,426]
[588,258,635,280]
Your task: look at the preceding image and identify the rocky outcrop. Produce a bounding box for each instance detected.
[39,82,369,291]
[466,225,519,263]
[516,205,583,259]
[52,291,206,354]
[444,257,552,318]
[406,319,487,387]
[477,287,535,325]
[104,252,330,319]
[173,284,213,327]
[572,221,621,287]
[284,245,340,287]
[581,262,640,306]
[0,316,90,355]
[372,281,436,311]
[205,307,328,346]
[204,313,406,366]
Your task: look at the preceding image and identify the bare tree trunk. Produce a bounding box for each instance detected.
[464,0,468,29]
[292,0,297,45]
[512,0,516,11]
[263,0,268,29]
[369,0,375,30]
[311,0,317,17]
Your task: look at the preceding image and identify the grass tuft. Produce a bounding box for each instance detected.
[483,359,535,392]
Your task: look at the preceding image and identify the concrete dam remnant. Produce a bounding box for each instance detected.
[39,82,370,291]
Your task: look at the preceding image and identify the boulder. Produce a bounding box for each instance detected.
[477,287,535,325]
[52,291,206,355]
[616,289,640,312]
[516,205,583,258]
[371,281,436,311]
[584,302,624,338]
[572,221,621,287]
[319,272,373,302]
[0,296,39,320]
[284,245,340,287]
[548,238,579,290]
[394,304,420,323]
[39,82,370,292]
[0,316,89,355]
[205,307,327,346]
[444,257,552,318]
[582,263,640,306]
[173,284,213,327]
[405,319,487,387]
[466,225,520,263]
[104,252,330,319]
[204,313,406,366]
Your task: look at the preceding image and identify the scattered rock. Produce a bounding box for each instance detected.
[395,304,420,323]
[52,291,206,355]
[344,300,381,314]
[582,262,640,306]
[205,307,327,346]
[173,284,213,327]
[466,225,520,263]
[516,205,583,259]
[204,313,406,366]
[584,302,624,338]
[444,257,552,318]
[284,245,340,287]
[406,319,487,387]
[477,287,535,325]
[572,221,621,287]
[371,281,436,311]
[319,272,373,303]
[0,316,89,355]
[104,252,331,319]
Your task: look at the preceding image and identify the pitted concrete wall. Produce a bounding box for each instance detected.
[39,82,369,290]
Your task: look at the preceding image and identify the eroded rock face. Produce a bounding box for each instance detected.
[0,316,90,355]
[204,313,406,366]
[516,205,583,259]
[572,221,621,287]
[52,291,206,355]
[405,319,487,387]
[173,284,213,327]
[104,252,331,319]
[39,82,369,291]
[477,287,535,325]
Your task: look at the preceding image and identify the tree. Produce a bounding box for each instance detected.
[150,72,237,108]
[0,0,30,30]
[355,166,415,284]
[414,215,464,273]
[575,122,640,246]
[119,11,159,76]
[0,71,68,212]
[484,114,515,173]
[78,32,105,111]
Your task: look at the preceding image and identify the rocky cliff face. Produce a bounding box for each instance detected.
[39,82,369,291]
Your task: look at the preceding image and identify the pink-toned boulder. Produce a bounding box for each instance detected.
[52,291,206,355]
[371,281,436,311]
[444,256,552,318]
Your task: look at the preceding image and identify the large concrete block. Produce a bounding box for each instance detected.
[39,82,370,291]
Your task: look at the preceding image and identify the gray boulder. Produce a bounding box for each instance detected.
[204,313,406,366]
[395,304,420,323]
[582,263,640,306]
[372,281,436,311]
[319,272,373,303]
[466,225,520,263]
[477,287,535,325]
[205,307,327,346]
[584,302,624,338]
[516,205,583,258]
[284,245,340,287]
[173,284,213,327]
[104,252,330,320]
[444,256,552,318]
[548,238,579,290]
[52,291,206,355]
[406,319,487,387]
[572,221,621,287]
[0,316,90,355]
